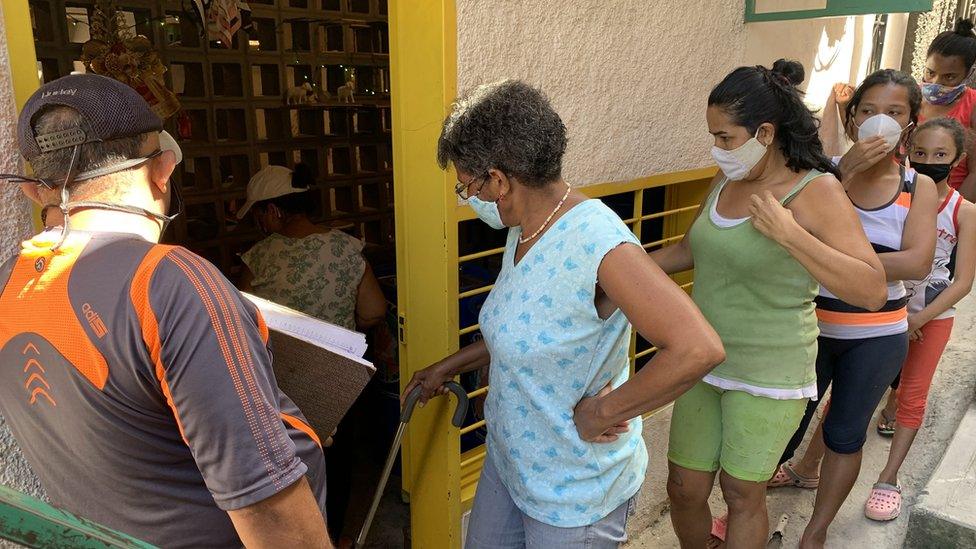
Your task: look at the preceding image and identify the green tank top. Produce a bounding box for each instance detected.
[688,170,824,390]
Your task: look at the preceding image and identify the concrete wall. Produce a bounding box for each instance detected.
[0,2,46,503]
[456,0,901,187]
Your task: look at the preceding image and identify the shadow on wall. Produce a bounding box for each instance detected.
[745,16,873,110]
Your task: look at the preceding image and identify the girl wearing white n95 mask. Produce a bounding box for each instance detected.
[771,69,939,549]
[650,59,887,549]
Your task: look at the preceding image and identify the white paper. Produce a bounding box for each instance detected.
[242,293,370,361]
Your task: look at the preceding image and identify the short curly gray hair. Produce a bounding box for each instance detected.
[437,79,567,188]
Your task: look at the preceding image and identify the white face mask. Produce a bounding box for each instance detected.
[856,114,912,152]
[468,196,506,229]
[710,129,768,181]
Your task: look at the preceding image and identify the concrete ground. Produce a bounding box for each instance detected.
[627,292,976,549]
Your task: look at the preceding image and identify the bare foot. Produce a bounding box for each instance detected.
[799,530,826,549]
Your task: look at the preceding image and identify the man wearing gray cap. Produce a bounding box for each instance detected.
[0,74,332,548]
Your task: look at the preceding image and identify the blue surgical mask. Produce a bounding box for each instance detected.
[468,196,505,229]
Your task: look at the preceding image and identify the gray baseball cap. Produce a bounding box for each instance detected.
[17,73,163,161]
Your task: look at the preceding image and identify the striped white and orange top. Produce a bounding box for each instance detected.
[816,167,915,339]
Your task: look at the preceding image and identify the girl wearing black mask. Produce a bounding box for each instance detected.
[863,117,976,522]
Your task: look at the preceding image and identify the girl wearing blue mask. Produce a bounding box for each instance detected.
[770,70,939,549]
[919,18,976,199]
[404,80,726,549]
[651,59,887,549]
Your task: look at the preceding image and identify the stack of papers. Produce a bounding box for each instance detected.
[242,293,376,436]
[243,293,369,361]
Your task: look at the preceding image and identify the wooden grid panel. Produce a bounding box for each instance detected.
[30,0,393,280]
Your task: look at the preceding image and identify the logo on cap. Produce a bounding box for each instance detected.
[40,88,78,98]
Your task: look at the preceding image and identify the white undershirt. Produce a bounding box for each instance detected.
[709,195,750,228]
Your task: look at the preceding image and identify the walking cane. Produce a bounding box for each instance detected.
[354,382,469,549]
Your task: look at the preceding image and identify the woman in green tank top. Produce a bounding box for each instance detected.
[649,60,888,548]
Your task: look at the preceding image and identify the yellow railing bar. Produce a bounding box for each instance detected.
[459,324,480,336]
[459,246,506,263]
[460,448,487,470]
[455,166,719,222]
[459,419,486,436]
[680,281,694,290]
[643,234,683,249]
[635,346,658,360]
[459,285,493,299]
[640,204,700,221]
[467,386,489,399]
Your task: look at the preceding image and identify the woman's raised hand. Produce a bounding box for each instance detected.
[749,191,800,246]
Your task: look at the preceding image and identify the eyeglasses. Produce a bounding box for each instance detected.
[454,173,488,200]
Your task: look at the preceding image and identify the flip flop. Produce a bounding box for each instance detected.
[767,462,819,489]
[877,410,896,437]
[864,482,902,521]
[710,513,728,542]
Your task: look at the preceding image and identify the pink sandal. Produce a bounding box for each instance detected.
[710,513,727,544]
[767,462,819,489]
[864,483,902,521]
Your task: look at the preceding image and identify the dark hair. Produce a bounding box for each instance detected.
[708,59,840,178]
[844,69,922,150]
[254,163,316,216]
[30,106,147,185]
[914,117,967,162]
[437,79,568,188]
[928,18,976,72]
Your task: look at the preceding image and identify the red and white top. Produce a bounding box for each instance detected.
[906,188,963,320]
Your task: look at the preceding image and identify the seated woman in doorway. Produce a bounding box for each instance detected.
[238,163,387,331]
[651,60,887,549]
[403,79,725,549]
[237,163,388,548]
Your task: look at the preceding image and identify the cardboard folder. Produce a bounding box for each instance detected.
[243,293,376,437]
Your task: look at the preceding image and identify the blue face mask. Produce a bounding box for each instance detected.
[468,196,506,229]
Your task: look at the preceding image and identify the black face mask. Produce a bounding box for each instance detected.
[912,162,954,184]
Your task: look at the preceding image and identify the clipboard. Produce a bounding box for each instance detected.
[243,293,377,437]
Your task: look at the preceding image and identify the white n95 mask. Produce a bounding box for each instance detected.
[856,114,911,152]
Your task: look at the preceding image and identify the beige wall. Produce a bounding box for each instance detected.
[456,0,905,186]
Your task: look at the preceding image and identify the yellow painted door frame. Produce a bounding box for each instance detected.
[2,0,43,228]
[389,1,461,548]
[6,0,463,545]
[2,0,40,108]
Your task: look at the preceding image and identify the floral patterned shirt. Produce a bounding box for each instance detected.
[241,231,366,329]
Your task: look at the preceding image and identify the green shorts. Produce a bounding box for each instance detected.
[667,381,808,482]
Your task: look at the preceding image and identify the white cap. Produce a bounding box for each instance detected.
[237,165,307,219]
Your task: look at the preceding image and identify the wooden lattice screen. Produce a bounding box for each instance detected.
[30,0,393,280]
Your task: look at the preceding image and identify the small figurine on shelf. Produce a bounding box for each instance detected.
[337,80,356,103]
[286,82,315,105]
